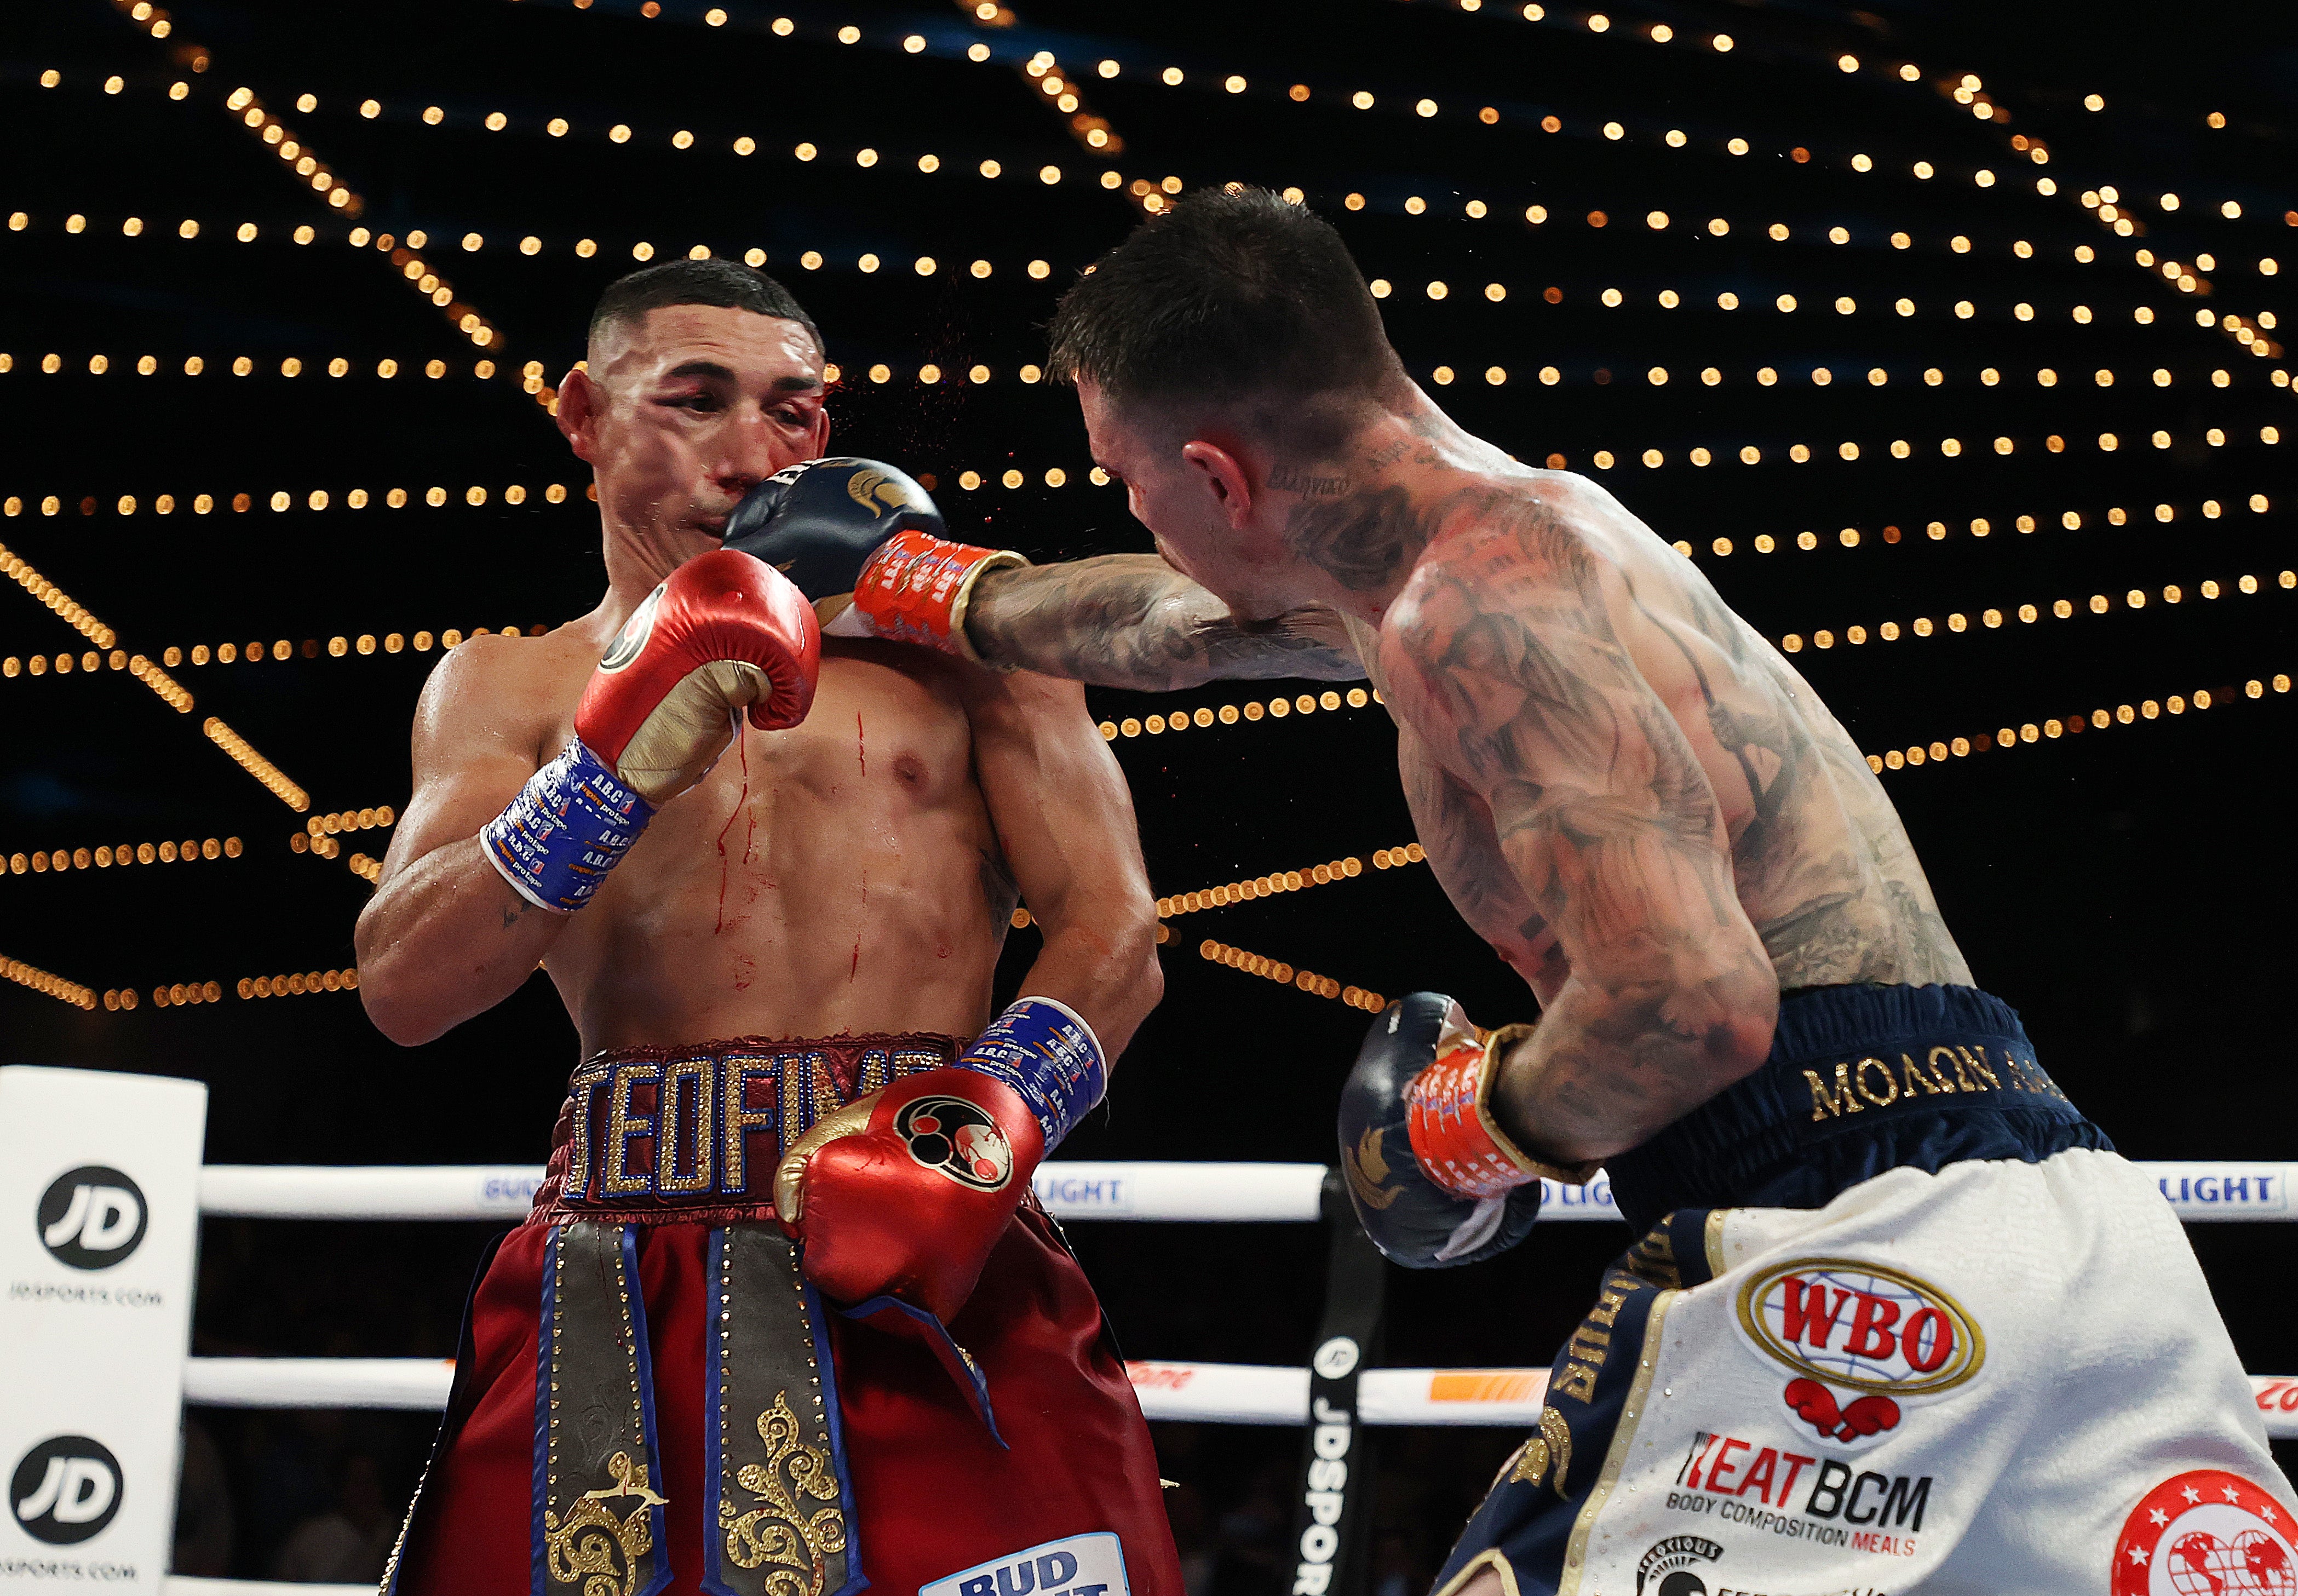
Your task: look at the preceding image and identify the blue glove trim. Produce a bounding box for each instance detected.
[480,738,657,912]
[957,996,1107,1151]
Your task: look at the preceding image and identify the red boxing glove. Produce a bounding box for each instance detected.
[773,1069,1044,1324]
[482,549,820,912]
[577,547,820,803]
[821,526,1026,665]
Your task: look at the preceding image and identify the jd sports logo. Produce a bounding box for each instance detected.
[11,1436,124,1545]
[37,1166,148,1270]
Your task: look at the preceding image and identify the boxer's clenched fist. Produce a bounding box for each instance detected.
[1337,992,1597,1268]
[481,549,818,911]
[774,996,1106,1323]
[722,456,1025,665]
[575,547,819,801]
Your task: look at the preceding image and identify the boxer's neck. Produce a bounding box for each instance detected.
[1264,384,1526,625]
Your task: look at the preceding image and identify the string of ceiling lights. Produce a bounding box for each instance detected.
[74,8,533,370]
[3,481,583,522]
[525,0,2060,216]
[1775,567,2297,657]
[4,836,244,879]
[1866,671,2291,776]
[95,966,365,1014]
[9,3,2279,961]
[1569,423,2279,478]
[1194,936,1391,1013]
[16,199,2277,384]
[2,533,313,802]
[16,335,2279,410]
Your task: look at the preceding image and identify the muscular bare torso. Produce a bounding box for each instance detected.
[1342,470,1970,1003]
[495,632,1013,1054]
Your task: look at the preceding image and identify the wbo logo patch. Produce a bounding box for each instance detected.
[897,1096,1013,1192]
[920,1530,1129,1596]
[1735,1257,1984,1397]
[2111,1469,2296,1595]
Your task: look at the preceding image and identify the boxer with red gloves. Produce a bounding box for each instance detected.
[480,548,818,912]
[357,260,1180,1596]
[776,994,1105,1321]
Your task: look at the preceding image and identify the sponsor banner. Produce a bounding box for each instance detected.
[1,1066,206,1592]
[2139,1161,2293,1220]
[920,1531,1129,1596]
[1538,1170,1618,1217]
[1121,1363,1550,1427]
[1032,1161,1324,1222]
[2253,1375,2298,1440]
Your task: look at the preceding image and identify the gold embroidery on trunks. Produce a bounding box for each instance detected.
[605,1064,662,1195]
[544,1450,667,1596]
[659,1055,716,1193]
[1956,1044,2000,1090]
[778,1053,842,1149]
[856,1049,892,1096]
[566,1060,613,1199]
[719,1392,848,1596]
[1343,1126,1401,1211]
[1504,1405,1575,1496]
[891,1047,946,1081]
[722,1055,777,1193]
[1555,1272,1645,1402]
[1804,1060,1865,1121]
[1625,1224,1681,1289]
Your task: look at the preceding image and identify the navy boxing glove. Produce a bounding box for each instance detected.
[721,458,949,599]
[1337,992,1597,1268]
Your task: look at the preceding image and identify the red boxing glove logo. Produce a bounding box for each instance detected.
[896,1096,1014,1192]
[1783,1378,1901,1443]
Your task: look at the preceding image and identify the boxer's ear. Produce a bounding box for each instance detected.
[1179,439,1255,531]
[556,365,604,462]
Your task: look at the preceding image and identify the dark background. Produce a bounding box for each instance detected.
[5,0,2295,1583]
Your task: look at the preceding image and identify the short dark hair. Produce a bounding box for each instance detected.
[588,258,822,354]
[1048,188,1394,416]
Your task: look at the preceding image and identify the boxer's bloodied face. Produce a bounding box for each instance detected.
[561,303,830,565]
[1078,375,1297,623]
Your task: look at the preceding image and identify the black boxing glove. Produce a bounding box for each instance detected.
[722,458,950,599]
[1337,992,1596,1268]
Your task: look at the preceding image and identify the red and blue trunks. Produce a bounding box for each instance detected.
[383,1032,1181,1596]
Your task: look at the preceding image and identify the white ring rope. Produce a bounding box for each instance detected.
[196,1159,2297,1224]
[173,1353,2298,1439]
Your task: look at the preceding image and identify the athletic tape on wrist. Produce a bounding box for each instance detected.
[841,530,1026,664]
[480,738,656,912]
[957,995,1107,1150]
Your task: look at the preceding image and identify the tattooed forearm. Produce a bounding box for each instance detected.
[1493,955,1779,1159]
[963,555,1365,689]
[1386,508,1777,1158]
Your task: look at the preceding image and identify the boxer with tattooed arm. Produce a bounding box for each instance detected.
[820,190,2289,1595]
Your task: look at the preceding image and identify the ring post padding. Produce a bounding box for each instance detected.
[1286,1172,1388,1596]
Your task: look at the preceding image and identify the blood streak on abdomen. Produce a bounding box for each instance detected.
[714,734,750,934]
